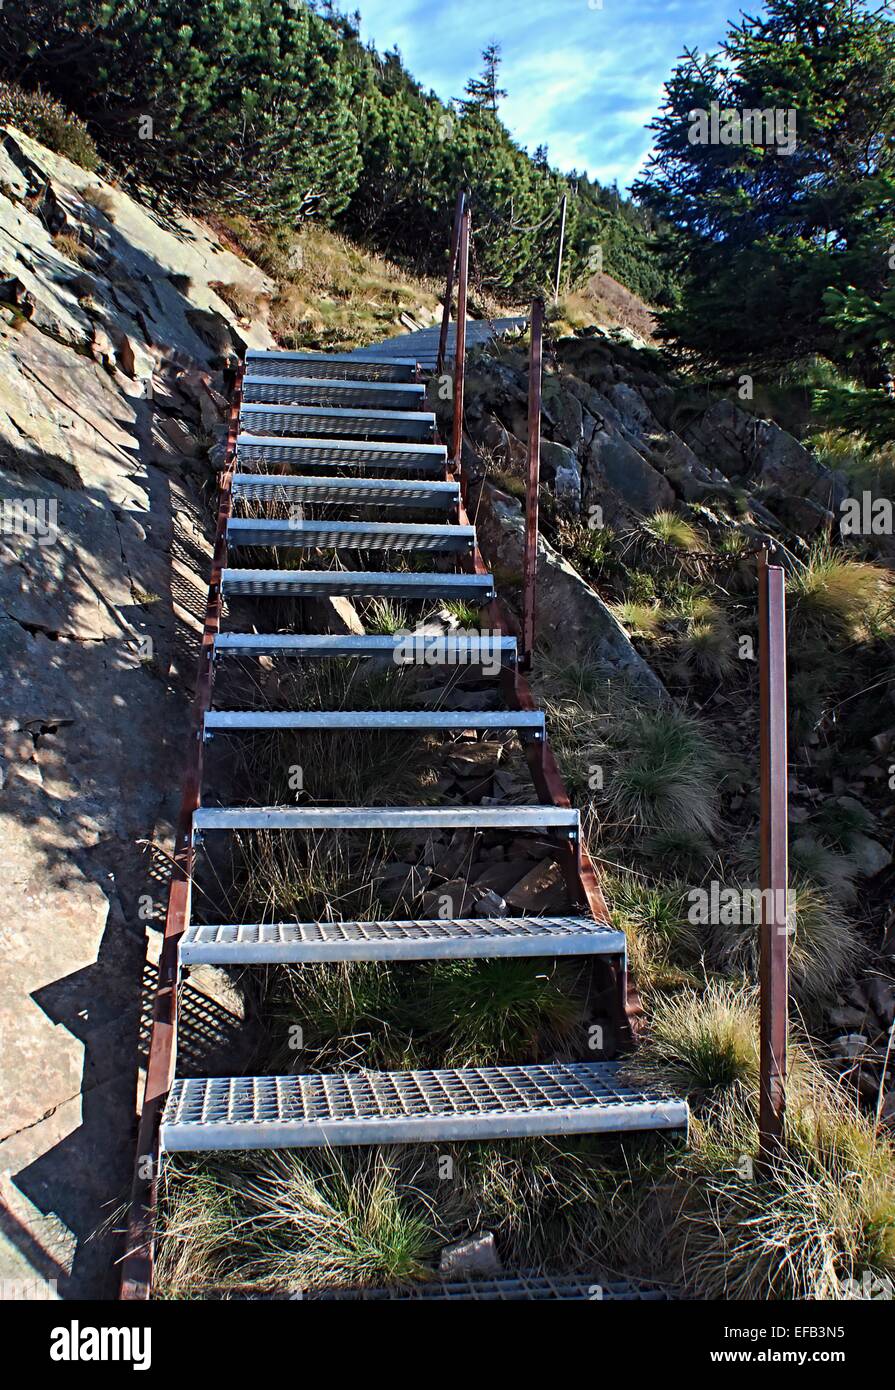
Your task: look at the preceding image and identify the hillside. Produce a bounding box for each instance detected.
[1,0,893,1319]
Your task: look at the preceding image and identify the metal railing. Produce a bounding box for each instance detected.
[758,549,790,1169]
[436,189,467,379]
[119,373,244,1300]
[520,297,544,672]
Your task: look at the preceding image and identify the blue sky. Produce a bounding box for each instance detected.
[354,0,748,191]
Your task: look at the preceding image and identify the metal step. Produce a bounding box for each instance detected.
[242,376,425,409]
[245,350,418,383]
[192,804,579,837]
[231,474,458,510]
[180,916,624,964]
[235,436,447,473]
[226,518,474,552]
[160,1063,688,1152]
[213,632,517,667]
[220,569,494,601]
[239,404,435,441]
[313,1273,674,1301]
[203,709,544,738]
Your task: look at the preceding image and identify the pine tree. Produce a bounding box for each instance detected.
[634,0,895,376]
[0,0,361,223]
[462,43,507,115]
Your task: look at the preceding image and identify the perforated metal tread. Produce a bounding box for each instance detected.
[231,474,459,509]
[242,376,425,408]
[235,436,447,473]
[220,569,494,600]
[160,1063,687,1151]
[179,916,623,964]
[192,804,579,835]
[239,403,435,440]
[226,517,475,552]
[313,1272,674,1301]
[213,632,517,665]
[203,709,544,736]
[245,350,418,382]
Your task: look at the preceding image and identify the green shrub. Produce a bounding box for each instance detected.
[0,81,97,169]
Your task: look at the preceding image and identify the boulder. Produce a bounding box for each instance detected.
[475,484,667,701]
[682,399,844,507]
[584,427,675,518]
[439,1231,502,1279]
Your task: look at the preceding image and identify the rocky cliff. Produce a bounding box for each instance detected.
[0,127,274,1297]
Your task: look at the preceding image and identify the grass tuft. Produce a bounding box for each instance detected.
[156,1150,439,1296]
[790,542,893,641]
[638,510,702,552]
[607,705,722,838]
[624,980,759,1101]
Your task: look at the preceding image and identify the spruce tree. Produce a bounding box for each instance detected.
[634,0,895,376]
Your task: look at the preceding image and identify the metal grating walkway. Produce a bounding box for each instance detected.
[230,474,459,508]
[239,403,435,439]
[226,517,475,551]
[235,435,447,471]
[346,317,526,372]
[313,1272,675,1300]
[220,567,495,600]
[241,376,426,409]
[212,632,517,665]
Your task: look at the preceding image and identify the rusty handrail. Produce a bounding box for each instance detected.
[119,368,244,1300]
[450,202,470,477]
[758,548,789,1170]
[520,298,544,672]
[436,189,466,378]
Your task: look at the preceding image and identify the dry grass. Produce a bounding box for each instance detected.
[209,279,267,324]
[638,510,702,553]
[790,542,893,641]
[209,214,441,351]
[80,183,116,219]
[611,599,666,639]
[51,230,91,265]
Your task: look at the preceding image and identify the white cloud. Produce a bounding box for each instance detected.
[354,0,733,187]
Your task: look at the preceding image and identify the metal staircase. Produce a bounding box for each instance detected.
[160,345,686,1155]
[122,274,687,1300]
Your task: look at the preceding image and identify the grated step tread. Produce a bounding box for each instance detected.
[212,633,517,665]
[231,475,458,508]
[220,569,494,600]
[312,1272,675,1301]
[192,804,579,835]
[245,350,418,382]
[239,404,435,440]
[235,436,447,473]
[242,376,425,408]
[203,709,543,734]
[160,1063,688,1151]
[226,517,474,552]
[180,916,623,964]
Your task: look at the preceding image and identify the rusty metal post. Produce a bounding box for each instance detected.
[119,368,244,1300]
[520,298,544,672]
[554,194,568,303]
[758,548,789,1170]
[450,203,470,477]
[436,189,466,378]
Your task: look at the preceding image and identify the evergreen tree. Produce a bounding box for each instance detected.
[462,43,507,115]
[634,0,895,376]
[0,0,360,222]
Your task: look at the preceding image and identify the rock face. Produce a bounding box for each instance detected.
[681,399,848,532]
[0,127,276,1297]
[464,328,847,543]
[475,485,667,701]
